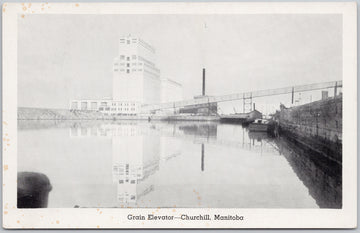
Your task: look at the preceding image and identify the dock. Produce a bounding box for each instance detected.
[274,95,342,164]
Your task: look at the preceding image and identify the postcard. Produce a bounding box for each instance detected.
[2,2,357,229]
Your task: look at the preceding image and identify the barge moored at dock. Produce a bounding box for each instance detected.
[220,110,262,124]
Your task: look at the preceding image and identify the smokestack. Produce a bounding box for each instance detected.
[202,68,206,96]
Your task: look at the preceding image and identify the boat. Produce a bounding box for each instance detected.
[248,118,269,132]
[220,110,262,124]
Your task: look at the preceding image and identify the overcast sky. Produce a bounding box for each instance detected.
[18,14,342,111]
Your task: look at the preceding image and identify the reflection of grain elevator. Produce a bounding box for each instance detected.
[69,123,185,205]
[179,68,217,115]
[111,124,160,204]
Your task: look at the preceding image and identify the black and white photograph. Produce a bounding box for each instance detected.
[2,2,357,229]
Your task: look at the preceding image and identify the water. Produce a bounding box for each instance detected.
[18,120,342,208]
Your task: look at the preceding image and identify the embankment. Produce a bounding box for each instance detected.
[17,107,220,122]
[18,107,106,120]
[277,95,342,164]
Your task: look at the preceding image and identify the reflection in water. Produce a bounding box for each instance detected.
[111,124,160,205]
[18,120,341,208]
[275,138,342,208]
[70,123,162,206]
[179,124,217,138]
[248,131,269,141]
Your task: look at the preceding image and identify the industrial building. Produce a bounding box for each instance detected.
[179,96,218,115]
[179,69,218,115]
[70,36,183,115]
[160,78,183,103]
[70,98,140,116]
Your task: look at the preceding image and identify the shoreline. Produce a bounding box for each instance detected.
[17,107,220,122]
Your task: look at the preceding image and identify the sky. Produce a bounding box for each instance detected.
[18,14,342,113]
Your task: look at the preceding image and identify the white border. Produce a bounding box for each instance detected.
[2,2,357,229]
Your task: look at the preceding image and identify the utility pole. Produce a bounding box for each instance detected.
[202,68,206,96]
[201,144,205,172]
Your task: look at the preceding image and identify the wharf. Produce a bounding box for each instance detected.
[275,95,342,164]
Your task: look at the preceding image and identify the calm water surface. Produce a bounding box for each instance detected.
[18,120,341,208]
